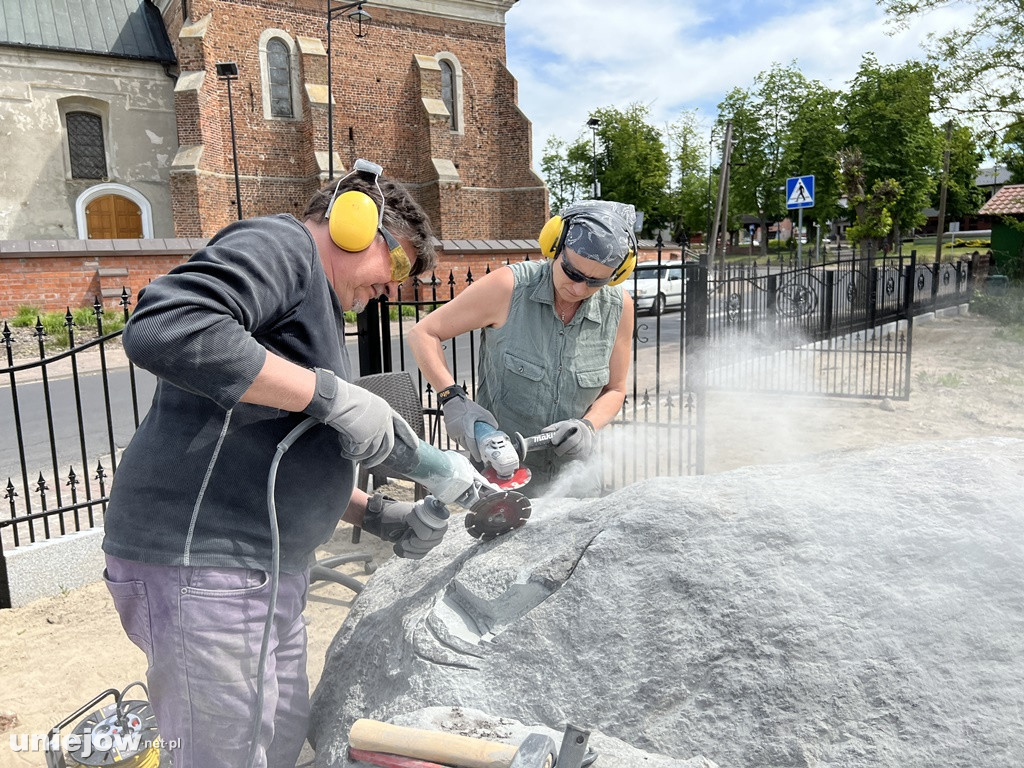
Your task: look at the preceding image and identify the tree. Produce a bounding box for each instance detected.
[997,121,1024,184]
[665,110,709,245]
[838,147,903,256]
[539,135,590,213]
[590,103,672,236]
[940,123,986,224]
[881,0,1024,128]
[717,62,812,258]
[783,86,845,242]
[844,55,941,246]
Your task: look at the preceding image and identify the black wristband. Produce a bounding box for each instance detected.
[437,383,467,406]
[582,418,596,433]
[303,368,338,420]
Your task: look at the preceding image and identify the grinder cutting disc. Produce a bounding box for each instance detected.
[480,465,532,490]
[465,490,532,540]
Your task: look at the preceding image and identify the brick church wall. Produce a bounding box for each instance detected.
[165,0,547,241]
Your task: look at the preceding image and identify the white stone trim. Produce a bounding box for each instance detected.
[370,0,516,25]
[435,51,464,135]
[75,183,154,239]
[258,29,303,121]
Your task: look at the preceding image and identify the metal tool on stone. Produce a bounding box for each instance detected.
[349,719,558,768]
[44,683,160,768]
[556,723,598,768]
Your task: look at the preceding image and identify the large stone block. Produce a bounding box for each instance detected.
[310,438,1024,767]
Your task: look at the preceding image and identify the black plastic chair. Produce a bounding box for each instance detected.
[309,372,426,593]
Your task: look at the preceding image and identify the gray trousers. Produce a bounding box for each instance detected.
[104,554,311,768]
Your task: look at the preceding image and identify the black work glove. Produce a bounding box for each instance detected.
[361,493,450,559]
[304,368,419,467]
[438,384,498,463]
[542,418,596,461]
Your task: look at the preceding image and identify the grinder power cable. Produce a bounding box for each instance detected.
[249,414,534,768]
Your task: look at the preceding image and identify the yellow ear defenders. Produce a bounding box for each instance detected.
[325,159,412,282]
[538,214,637,287]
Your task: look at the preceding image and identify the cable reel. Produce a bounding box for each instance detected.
[45,683,161,768]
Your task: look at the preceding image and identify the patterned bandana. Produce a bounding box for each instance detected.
[560,200,638,268]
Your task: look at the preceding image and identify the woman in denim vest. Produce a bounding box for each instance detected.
[409,200,636,497]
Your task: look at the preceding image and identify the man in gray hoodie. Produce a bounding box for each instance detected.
[103,161,440,768]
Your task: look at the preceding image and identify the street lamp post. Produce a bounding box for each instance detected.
[326,1,371,180]
[587,117,600,198]
[216,62,243,220]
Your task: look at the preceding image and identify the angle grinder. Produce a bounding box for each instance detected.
[378,433,532,540]
[474,421,532,490]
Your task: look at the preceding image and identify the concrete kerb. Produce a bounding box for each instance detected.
[5,527,105,607]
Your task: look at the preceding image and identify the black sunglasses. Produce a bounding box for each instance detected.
[559,251,612,288]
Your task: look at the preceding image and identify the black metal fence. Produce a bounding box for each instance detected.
[1,295,146,608]
[685,251,974,400]
[353,256,698,495]
[0,247,978,608]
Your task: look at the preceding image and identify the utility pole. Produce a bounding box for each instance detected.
[934,120,953,263]
[706,120,732,274]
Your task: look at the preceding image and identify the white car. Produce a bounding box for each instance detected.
[626,260,686,315]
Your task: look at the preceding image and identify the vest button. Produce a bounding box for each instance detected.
[518,366,524,372]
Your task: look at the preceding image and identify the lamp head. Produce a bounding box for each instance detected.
[215,62,238,78]
[348,5,372,37]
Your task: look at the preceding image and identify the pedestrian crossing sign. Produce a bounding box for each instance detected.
[786,175,815,210]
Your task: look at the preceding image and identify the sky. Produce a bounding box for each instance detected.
[504,0,975,167]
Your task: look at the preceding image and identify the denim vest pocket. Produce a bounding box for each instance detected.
[576,367,609,389]
[502,351,545,381]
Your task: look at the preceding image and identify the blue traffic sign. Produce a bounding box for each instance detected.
[786,175,815,210]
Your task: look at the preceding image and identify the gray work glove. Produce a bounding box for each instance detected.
[360,493,450,559]
[438,384,498,463]
[542,418,597,461]
[304,368,418,467]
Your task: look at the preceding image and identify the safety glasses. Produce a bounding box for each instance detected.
[559,251,612,288]
[380,227,412,283]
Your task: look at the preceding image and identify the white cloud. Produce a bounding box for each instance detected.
[506,0,976,165]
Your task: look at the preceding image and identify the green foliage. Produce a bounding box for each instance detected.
[540,135,591,212]
[344,310,357,324]
[784,86,845,228]
[881,0,1024,125]
[11,305,41,327]
[838,148,903,249]
[590,103,672,235]
[970,287,1024,325]
[941,124,986,222]
[998,121,1024,183]
[844,55,940,244]
[2,306,127,350]
[717,62,829,258]
[664,110,710,242]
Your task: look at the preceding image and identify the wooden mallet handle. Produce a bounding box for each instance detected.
[349,719,519,768]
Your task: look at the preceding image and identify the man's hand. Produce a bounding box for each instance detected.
[360,493,450,559]
[304,368,418,467]
[542,418,596,461]
[438,384,499,462]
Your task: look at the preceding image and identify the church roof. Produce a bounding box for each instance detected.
[0,0,175,64]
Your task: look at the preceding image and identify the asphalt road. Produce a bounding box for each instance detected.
[2,314,686,491]
[0,368,157,490]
